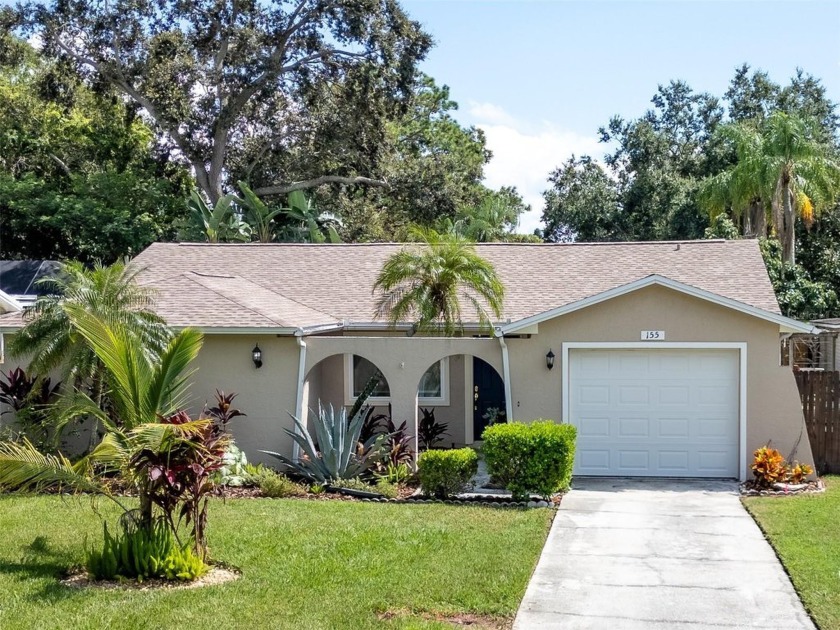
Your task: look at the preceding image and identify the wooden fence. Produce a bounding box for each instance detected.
[795,370,840,474]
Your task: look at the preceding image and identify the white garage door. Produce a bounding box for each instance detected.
[569,348,740,478]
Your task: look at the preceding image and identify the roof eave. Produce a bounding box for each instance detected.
[497,274,815,336]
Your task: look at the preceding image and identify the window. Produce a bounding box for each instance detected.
[351,355,390,397]
[344,355,449,405]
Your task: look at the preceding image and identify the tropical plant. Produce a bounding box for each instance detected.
[236,181,284,243]
[375,462,413,485]
[0,309,229,567]
[282,191,342,243]
[217,444,249,487]
[86,520,207,582]
[188,190,251,243]
[383,418,413,467]
[205,390,246,431]
[417,448,478,499]
[418,407,448,450]
[0,368,60,446]
[262,403,381,484]
[751,446,789,486]
[10,260,171,384]
[9,260,172,446]
[373,227,505,336]
[700,112,840,264]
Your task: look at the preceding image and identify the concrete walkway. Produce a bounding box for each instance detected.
[513,478,814,629]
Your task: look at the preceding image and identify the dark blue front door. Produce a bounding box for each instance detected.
[473,357,506,440]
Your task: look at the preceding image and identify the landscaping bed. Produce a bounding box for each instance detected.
[743,475,840,630]
[0,494,553,630]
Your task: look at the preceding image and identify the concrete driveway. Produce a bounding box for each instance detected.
[513,478,814,629]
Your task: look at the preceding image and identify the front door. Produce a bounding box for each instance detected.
[473,357,506,440]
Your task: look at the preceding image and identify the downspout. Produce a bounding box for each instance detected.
[496,328,514,422]
[293,330,307,462]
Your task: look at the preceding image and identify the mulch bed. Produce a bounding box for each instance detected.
[740,478,826,496]
[60,565,241,591]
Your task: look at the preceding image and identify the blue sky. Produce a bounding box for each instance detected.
[402,0,840,231]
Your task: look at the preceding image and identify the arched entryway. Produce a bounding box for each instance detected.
[415,355,506,448]
[302,353,391,420]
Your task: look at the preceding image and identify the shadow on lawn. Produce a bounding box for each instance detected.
[0,536,85,603]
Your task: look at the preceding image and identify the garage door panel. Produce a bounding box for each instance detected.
[570,349,739,478]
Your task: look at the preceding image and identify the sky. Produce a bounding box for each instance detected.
[401,0,840,233]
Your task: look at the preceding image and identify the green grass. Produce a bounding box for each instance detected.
[0,496,552,630]
[743,476,840,630]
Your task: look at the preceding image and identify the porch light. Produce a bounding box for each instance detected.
[252,344,263,369]
[546,349,555,370]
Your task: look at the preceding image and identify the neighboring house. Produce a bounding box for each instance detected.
[0,260,62,362]
[783,319,840,372]
[0,241,816,480]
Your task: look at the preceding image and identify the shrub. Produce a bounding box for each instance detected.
[751,445,815,487]
[257,470,308,498]
[751,446,788,486]
[482,421,577,500]
[86,521,207,582]
[374,478,399,499]
[417,448,478,499]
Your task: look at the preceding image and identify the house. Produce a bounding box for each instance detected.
[783,319,840,371]
[0,260,61,361]
[0,240,816,480]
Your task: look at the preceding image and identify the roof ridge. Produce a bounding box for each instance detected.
[166,239,736,248]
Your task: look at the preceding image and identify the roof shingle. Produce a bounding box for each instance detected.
[118,239,780,330]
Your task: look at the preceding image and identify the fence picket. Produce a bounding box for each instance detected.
[795,371,840,474]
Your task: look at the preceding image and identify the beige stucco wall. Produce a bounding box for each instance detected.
[504,284,815,475]
[186,335,301,462]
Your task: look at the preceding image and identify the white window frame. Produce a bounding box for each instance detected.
[344,354,450,406]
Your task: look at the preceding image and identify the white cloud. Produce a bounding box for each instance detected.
[466,102,602,234]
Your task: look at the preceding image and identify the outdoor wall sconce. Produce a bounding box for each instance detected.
[252,344,263,369]
[546,349,555,370]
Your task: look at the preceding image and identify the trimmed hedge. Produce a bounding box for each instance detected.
[417,448,479,499]
[482,420,577,500]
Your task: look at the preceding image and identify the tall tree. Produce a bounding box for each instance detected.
[701,112,840,264]
[373,228,505,336]
[0,38,189,262]
[25,0,431,204]
[542,156,623,242]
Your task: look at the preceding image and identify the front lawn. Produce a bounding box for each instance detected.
[743,476,840,630]
[0,496,552,630]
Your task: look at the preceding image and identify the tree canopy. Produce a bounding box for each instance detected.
[540,65,840,319]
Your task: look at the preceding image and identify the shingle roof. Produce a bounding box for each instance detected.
[110,239,780,330]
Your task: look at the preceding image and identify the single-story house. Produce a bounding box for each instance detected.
[0,240,817,481]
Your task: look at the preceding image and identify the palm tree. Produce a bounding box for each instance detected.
[700,112,840,264]
[0,307,207,544]
[9,260,173,441]
[373,227,505,336]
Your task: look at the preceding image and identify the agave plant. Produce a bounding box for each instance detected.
[262,403,381,484]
